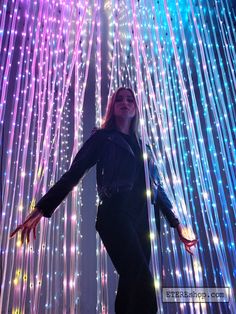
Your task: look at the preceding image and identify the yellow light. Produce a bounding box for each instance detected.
[13,268,22,286]
[30,198,36,210]
[16,239,22,247]
[143,152,148,160]
[37,166,43,178]
[154,278,160,289]
[13,278,18,286]
[193,260,202,272]
[16,269,21,276]
[150,232,155,240]
[146,189,151,198]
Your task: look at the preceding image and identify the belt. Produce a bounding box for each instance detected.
[99,185,133,200]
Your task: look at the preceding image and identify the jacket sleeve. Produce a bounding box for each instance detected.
[154,170,180,228]
[35,130,104,218]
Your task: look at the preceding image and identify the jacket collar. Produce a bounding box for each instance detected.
[94,128,145,157]
[107,133,155,166]
[107,130,136,156]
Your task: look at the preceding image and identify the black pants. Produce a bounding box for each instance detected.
[95,194,157,314]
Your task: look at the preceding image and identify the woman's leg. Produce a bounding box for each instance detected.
[95,205,157,314]
[130,211,157,314]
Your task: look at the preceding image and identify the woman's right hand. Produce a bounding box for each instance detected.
[9,207,44,245]
[176,223,198,256]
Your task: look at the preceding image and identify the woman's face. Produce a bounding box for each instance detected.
[113,89,136,120]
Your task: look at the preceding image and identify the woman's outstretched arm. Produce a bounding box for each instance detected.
[154,170,198,255]
[35,130,105,218]
[9,130,105,245]
[154,175,180,228]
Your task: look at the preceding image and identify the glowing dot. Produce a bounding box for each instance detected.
[16,269,21,276]
[175,269,181,277]
[146,189,151,198]
[154,278,160,289]
[13,278,18,285]
[213,236,219,244]
[16,240,22,247]
[71,214,76,221]
[140,118,145,125]
[143,152,148,160]
[193,260,202,272]
[69,279,74,288]
[37,167,43,178]
[202,192,208,199]
[150,232,155,240]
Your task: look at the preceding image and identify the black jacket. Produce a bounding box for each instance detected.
[36,128,180,234]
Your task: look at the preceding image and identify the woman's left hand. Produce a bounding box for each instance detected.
[176,224,198,255]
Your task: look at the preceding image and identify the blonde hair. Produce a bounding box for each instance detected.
[101,87,139,138]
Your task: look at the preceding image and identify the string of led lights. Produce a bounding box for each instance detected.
[0,0,235,313]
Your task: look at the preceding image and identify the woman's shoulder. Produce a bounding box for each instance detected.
[89,127,114,142]
[91,127,116,136]
[91,127,103,134]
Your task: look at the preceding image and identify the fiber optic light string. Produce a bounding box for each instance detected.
[0,0,235,313]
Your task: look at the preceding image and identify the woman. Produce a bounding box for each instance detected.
[10,87,198,314]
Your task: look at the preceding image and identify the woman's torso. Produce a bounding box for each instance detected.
[97,131,148,223]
